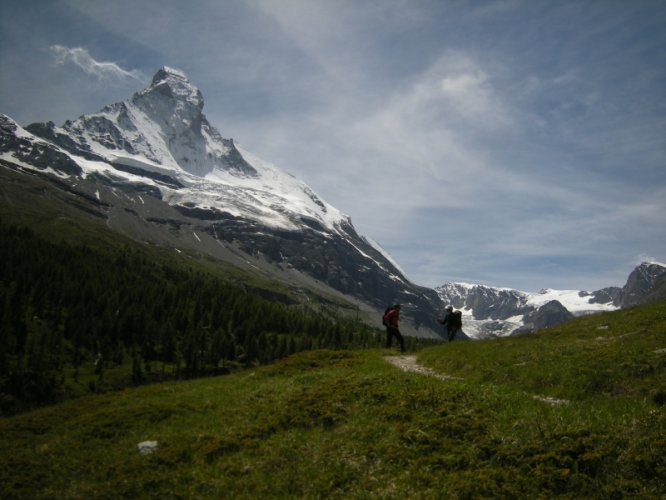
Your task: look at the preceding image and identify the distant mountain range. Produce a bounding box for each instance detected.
[436,261,666,338]
[1,67,664,340]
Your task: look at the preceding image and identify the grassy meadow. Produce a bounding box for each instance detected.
[1,301,664,498]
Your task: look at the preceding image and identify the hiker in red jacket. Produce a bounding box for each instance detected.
[383,304,405,353]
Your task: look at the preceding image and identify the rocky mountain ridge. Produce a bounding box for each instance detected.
[436,261,666,338]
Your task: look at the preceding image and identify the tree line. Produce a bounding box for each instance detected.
[0,221,434,415]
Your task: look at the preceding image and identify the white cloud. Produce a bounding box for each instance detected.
[48,45,145,83]
[325,51,518,213]
[435,57,511,128]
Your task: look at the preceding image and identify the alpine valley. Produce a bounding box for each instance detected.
[1,67,664,339]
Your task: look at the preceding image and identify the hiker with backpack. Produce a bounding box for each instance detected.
[383,304,405,353]
[438,305,462,342]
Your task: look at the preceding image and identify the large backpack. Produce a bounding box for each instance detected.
[382,306,393,326]
[450,310,462,329]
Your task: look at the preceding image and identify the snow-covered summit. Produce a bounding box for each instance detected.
[151,66,192,86]
[147,66,203,107]
[132,66,204,136]
[13,68,351,235]
[53,67,252,178]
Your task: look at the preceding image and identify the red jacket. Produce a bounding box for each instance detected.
[385,308,400,328]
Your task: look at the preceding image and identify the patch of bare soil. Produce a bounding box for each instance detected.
[384,355,459,381]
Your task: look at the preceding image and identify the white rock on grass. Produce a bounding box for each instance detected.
[137,441,158,455]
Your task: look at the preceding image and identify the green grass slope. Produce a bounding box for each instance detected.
[1,302,664,498]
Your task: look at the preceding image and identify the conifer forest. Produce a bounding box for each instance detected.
[0,221,428,415]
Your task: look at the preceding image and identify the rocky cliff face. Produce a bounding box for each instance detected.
[436,283,529,320]
[615,262,666,308]
[0,115,83,176]
[516,300,574,334]
[0,68,444,338]
[640,273,666,305]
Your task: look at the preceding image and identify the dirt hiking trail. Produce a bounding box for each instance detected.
[384,355,569,406]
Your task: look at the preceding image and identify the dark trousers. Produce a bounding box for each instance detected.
[448,328,459,342]
[386,326,405,352]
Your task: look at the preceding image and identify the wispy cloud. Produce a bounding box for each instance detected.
[48,45,145,83]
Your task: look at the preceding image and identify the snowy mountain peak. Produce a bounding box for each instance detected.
[47,66,258,178]
[8,67,363,236]
[137,66,204,118]
[151,66,190,85]
[638,261,666,272]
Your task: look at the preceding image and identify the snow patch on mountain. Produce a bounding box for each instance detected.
[363,236,407,276]
[524,289,617,314]
[228,145,348,232]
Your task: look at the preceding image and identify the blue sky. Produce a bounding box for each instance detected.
[1,0,665,292]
